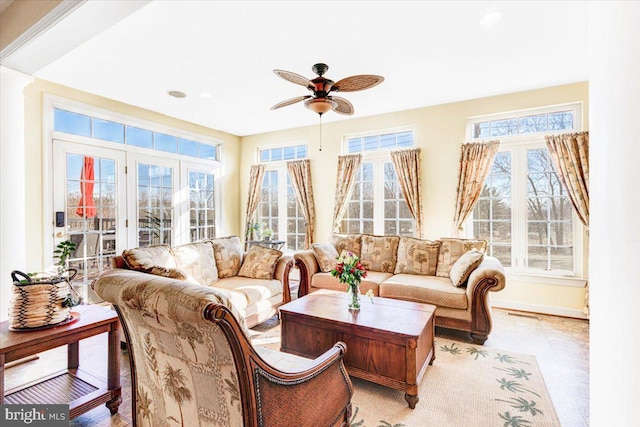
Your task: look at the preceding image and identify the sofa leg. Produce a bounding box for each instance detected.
[470,333,488,345]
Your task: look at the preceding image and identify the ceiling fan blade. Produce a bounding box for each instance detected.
[271,95,311,110]
[331,75,384,92]
[273,69,313,88]
[332,96,354,115]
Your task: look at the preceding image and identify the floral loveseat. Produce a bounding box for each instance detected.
[294,234,506,344]
[104,236,293,328]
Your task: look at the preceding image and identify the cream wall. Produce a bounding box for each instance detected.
[240,82,589,317]
[22,79,242,271]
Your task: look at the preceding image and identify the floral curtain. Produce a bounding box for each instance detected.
[390,148,424,237]
[332,154,362,233]
[544,131,589,229]
[287,159,316,249]
[244,164,266,241]
[452,140,500,235]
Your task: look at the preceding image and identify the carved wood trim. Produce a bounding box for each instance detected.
[281,259,294,304]
[294,258,311,298]
[470,277,500,338]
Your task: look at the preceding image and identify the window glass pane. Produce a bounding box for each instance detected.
[297,145,307,158]
[283,146,295,160]
[548,111,573,130]
[396,131,413,147]
[155,133,177,153]
[93,118,124,143]
[490,118,517,136]
[472,122,490,139]
[260,150,269,162]
[271,148,283,161]
[348,138,361,153]
[127,126,153,148]
[518,114,547,133]
[199,143,216,160]
[178,138,199,156]
[379,133,395,149]
[54,109,91,136]
[363,136,378,151]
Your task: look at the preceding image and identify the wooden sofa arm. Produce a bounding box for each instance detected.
[466,256,506,344]
[208,303,353,427]
[293,250,320,298]
[274,255,294,303]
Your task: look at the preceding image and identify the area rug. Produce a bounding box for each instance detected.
[251,324,560,427]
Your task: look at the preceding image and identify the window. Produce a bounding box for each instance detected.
[53,108,219,160]
[257,144,308,251]
[188,171,216,241]
[342,130,415,236]
[469,104,582,277]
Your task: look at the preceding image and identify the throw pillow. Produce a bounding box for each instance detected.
[394,237,441,276]
[449,249,485,287]
[330,233,362,257]
[122,244,178,272]
[238,245,282,280]
[211,236,243,278]
[312,243,339,273]
[360,234,400,273]
[436,238,488,278]
[172,241,219,285]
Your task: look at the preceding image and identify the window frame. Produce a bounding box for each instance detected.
[256,142,308,252]
[341,127,416,236]
[465,103,586,284]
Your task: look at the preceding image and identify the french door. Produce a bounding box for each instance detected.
[53,141,127,291]
[53,141,218,301]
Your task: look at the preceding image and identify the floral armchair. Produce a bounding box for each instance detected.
[93,269,353,426]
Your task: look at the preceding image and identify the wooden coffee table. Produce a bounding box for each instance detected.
[279,289,436,408]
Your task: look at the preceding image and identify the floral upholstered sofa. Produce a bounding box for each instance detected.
[102,236,293,328]
[294,234,506,344]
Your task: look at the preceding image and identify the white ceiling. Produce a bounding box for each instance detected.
[4,1,589,136]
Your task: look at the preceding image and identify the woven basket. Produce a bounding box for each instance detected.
[9,269,78,329]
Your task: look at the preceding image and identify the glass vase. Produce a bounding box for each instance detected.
[348,283,361,310]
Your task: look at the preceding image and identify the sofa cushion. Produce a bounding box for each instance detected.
[172,241,219,286]
[238,245,282,280]
[360,234,400,273]
[436,238,488,278]
[379,274,468,310]
[212,276,283,309]
[312,243,339,273]
[330,233,362,257]
[450,249,485,287]
[310,270,392,296]
[211,236,243,278]
[149,266,188,280]
[122,244,179,272]
[394,237,440,276]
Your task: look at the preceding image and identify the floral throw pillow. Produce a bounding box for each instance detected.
[449,249,485,287]
[172,241,219,285]
[211,236,244,278]
[360,234,400,273]
[436,238,487,278]
[238,246,282,280]
[122,244,178,272]
[394,237,441,276]
[330,234,362,257]
[312,243,339,273]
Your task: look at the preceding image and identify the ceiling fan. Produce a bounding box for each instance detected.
[270,63,384,116]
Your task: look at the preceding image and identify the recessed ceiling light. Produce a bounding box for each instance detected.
[168,90,186,98]
[480,11,503,26]
[200,91,213,99]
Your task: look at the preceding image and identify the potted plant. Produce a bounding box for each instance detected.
[261,226,274,241]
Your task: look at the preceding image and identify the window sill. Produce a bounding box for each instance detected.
[506,271,587,288]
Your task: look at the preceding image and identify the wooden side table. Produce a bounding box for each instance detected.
[0,304,122,419]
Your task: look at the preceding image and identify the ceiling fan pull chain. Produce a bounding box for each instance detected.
[319,114,323,151]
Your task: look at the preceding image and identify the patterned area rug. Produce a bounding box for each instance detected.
[251,323,559,427]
